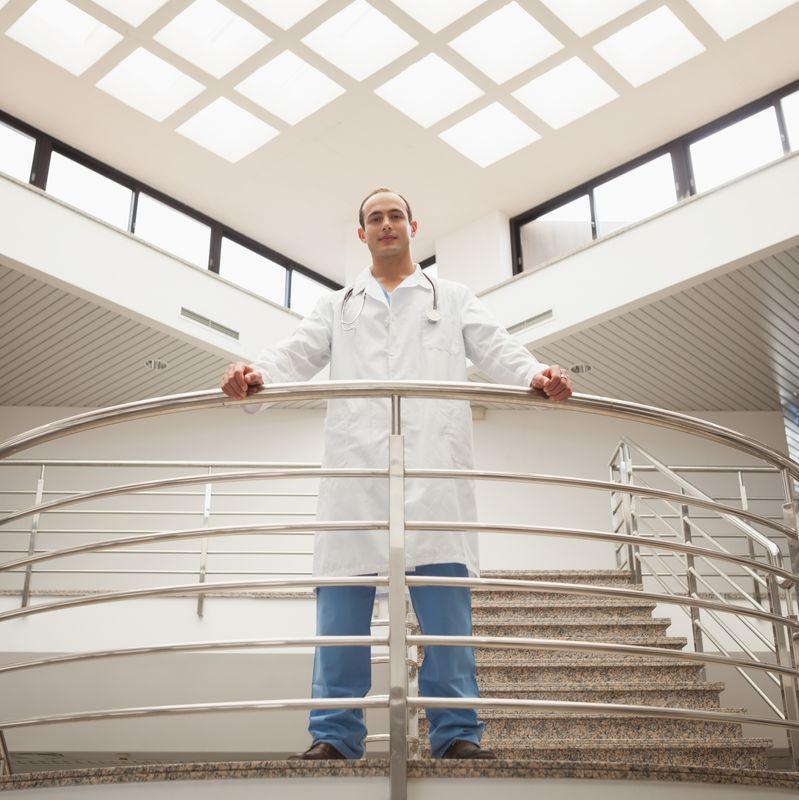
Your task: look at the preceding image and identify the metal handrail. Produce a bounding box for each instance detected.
[1,382,798,793]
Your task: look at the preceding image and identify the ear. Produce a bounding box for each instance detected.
[357,227,366,243]
[410,220,418,237]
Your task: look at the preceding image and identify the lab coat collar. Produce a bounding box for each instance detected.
[350,264,430,303]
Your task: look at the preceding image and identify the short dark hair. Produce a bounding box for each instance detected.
[358,188,413,228]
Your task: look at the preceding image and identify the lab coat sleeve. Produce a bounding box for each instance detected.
[251,295,333,384]
[461,287,549,387]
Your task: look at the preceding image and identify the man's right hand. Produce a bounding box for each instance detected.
[221,362,264,400]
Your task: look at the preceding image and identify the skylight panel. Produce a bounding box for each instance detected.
[439,102,540,167]
[537,0,647,36]
[96,48,205,121]
[89,0,170,26]
[374,53,483,128]
[301,0,417,81]
[153,0,270,79]
[239,0,328,30]
[685,0,798,40]
[177,98,278,162]
[386,0,488,33]
[235,50,345,124]
[6,0,122,76]
[512,57,618,128]
[449,2,563,84]
[593,6,705,87]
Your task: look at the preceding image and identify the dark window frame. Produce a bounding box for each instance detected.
[0,108,342,302]
[510,77,799,275]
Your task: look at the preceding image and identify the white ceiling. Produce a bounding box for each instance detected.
[1,0,798,284]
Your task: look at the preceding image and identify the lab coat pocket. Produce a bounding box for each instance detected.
[420,312,461,355]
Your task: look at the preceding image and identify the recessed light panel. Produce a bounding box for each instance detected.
[513,57,618,128]
[97,47,205,121]
[538,0,647,36]
[374,53,483,128]
[239,0,328,30]
[177,98,278,162]
[386,0,488,32]
[594,6,705,87]
[6,0,122,76]
[439,102,540,167]
[449,2,563,84]
[685,0,798,40]
[236,50,345,124]
[153,0,270,79]
[90,0,170,26]
[302,0,417,81]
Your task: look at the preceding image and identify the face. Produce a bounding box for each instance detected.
[358,192,417,259]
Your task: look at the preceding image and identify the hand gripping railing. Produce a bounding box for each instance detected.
[1,381,799,798]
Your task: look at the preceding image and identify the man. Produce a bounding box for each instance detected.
[220,188,572,760]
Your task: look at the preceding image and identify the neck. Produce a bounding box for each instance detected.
[370,253,416,290]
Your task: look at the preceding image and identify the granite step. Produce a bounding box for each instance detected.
[419,738,772,770]
[475,571,641,602]
[471,600,658,621]
[478,681,726,709]
[475,656,706,684]
[419,708,747,740]
[470,619,674,639]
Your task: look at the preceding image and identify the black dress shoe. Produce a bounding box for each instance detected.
[288,741,347,760]
[441,740,496,759]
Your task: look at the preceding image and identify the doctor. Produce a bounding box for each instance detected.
[221,188,572,761]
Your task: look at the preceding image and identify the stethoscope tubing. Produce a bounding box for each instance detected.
[341,272,440,328]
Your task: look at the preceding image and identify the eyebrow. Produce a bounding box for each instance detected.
[367,206,406,219]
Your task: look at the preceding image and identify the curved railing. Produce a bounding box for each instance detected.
[0,381,798,799]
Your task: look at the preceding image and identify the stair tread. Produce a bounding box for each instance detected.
[478,681,727,691]
[472,618,673,626]
[440,706,748,718]
[461,738,773,749]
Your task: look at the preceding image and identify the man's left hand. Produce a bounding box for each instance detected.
[531,365,573,402]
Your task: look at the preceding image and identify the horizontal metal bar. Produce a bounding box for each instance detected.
[2,569,315,575]
[0,468,382,528]
[0,521,388,574]
[8,509,317,516]
[0,636,390,675]
[408,634,799,679]
[408,696,799,733]
[0,461,322,468]
[0,576,389,622]
[0,548,314,556]
[0,696,391,732]
[404,470,794,541]
[0,383,796,484]
[630,465,780,474]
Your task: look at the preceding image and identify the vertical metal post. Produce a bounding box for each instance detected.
[407,604,420,760]
[780,469,799,618]
[0,730,11,776]
[680,500,704,653]
[21,465,45,608]
[738,471,763,606]
[619,442,641,583]
[609,447,625,570]
[197,466,213,618]
[388,395,408,800]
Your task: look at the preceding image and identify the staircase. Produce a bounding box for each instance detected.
[418,569,772,769]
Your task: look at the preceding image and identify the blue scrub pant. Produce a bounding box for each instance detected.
[309,562,484,758]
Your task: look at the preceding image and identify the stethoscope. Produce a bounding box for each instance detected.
[341,271,441,329]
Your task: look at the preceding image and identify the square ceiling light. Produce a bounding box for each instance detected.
[685,0,798,40]
[301,0,417,81]
[239,0,328,30]
[177,98,278,162]
[89,0,169,26]
[235,50,345,124]
[96,47,205,121]
[537,0,647,36]
[439,102,540,167]
[153,0,270,79]
[374,54,483,128]
[6,0,122,76]
[594,6,705,87]
[386,0,487,32]
[513,57,618,128]
[449,2,563,84]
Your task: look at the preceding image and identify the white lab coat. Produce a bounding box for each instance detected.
[253,265,548,577]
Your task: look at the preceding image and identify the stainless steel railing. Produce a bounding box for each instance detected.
[0,381,798,798]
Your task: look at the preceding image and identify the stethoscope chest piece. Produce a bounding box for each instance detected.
[426,308,442,323]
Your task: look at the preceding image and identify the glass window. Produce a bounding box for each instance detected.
[134,193,211,268]
[219,237,286,304]
[690,107,784,193]
[781,89,799,152]
[290,270,331,316]
[0,120,36,182]
[46,152,132,229]
[520,194,592,270]
[594,153,677,236]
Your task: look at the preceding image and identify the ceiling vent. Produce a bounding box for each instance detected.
[180,307,240,340]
